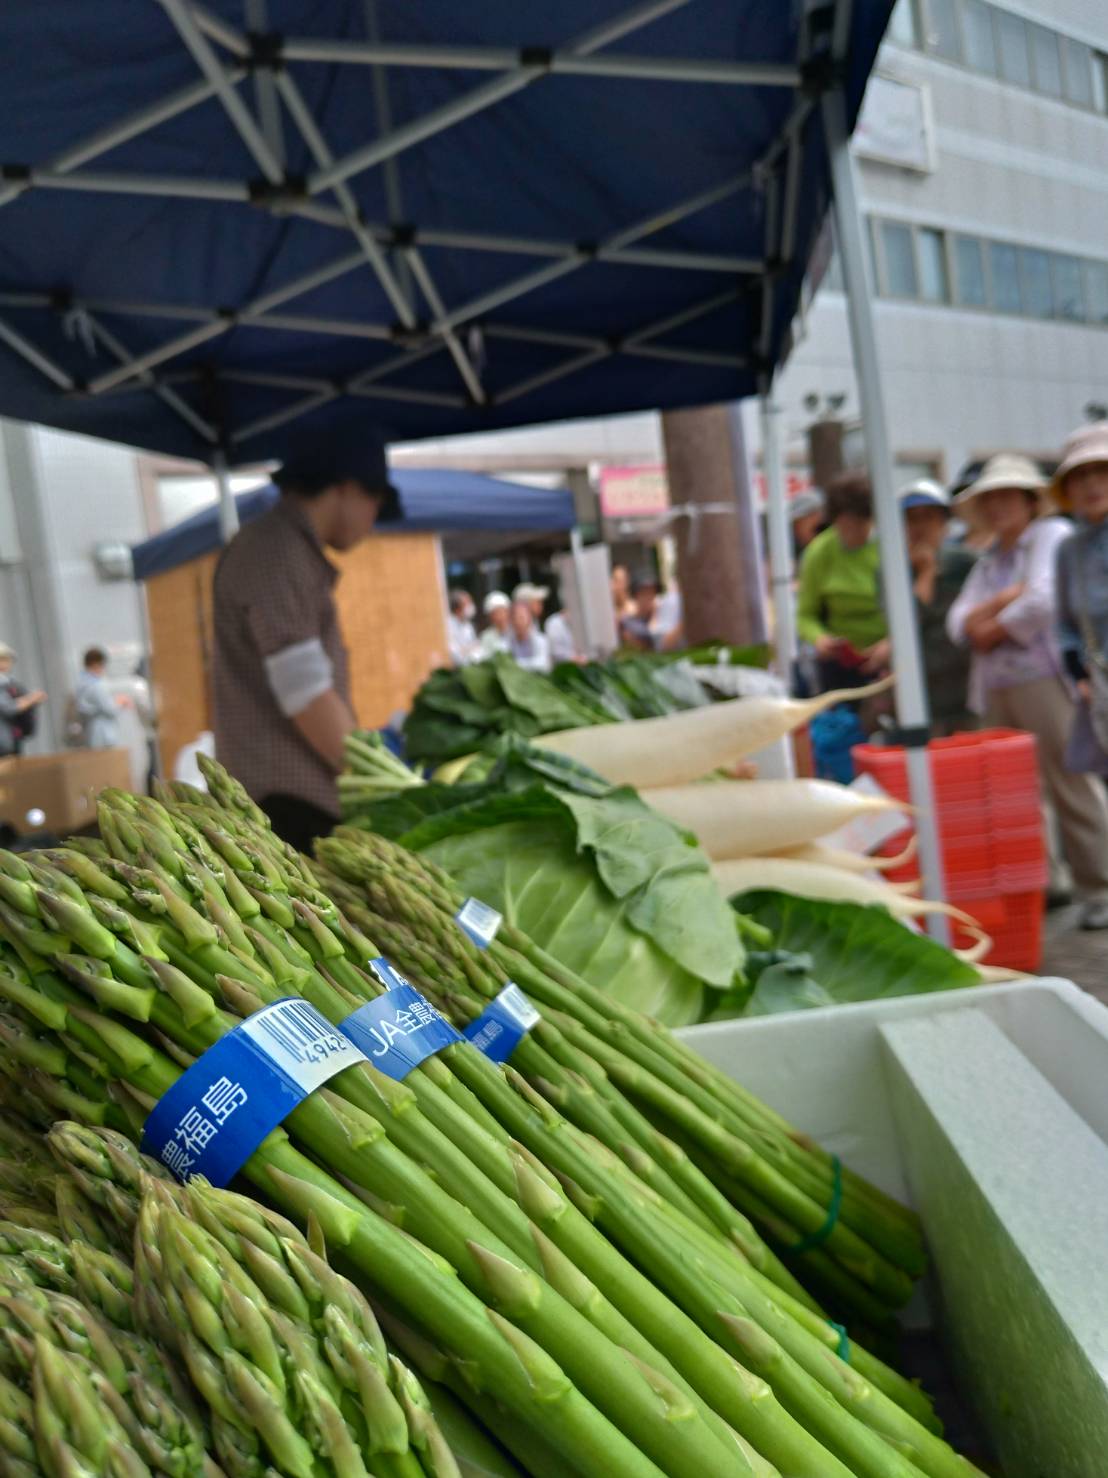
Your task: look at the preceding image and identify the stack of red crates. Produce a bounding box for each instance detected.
[850,730,1047,972]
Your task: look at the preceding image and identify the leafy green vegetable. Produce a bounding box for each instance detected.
[404,652,720,764]
[381,766,746,1025]
[708,891,979,1019]
[418,815,711,1026]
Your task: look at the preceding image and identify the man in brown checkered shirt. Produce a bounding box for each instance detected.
[212,433,398,851]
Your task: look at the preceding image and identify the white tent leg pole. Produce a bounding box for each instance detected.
[760,392,796,682]
[569,525,596,657]
[214,451,239,542]
[823,86,948,941]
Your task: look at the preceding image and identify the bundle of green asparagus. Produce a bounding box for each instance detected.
[0,1105,464,1478]
[0,759,986,1477]
[313,827,928,1330]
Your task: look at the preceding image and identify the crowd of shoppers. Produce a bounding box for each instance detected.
[792,419,1108,928]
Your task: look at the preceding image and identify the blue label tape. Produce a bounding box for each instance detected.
[142,997,367,1186]
[464,983,541,1063]
[455,896,503,950]
[339,960,462,1080]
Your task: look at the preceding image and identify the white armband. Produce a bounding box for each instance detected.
[264,638,334,717]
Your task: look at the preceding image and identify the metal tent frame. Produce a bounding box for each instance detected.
[0,0,944,916]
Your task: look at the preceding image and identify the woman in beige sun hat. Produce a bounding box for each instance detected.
[1054,421,1108,759]
[947,450,1108,929]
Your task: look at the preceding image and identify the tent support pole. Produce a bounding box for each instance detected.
[214,452,239,542]
[760,392,796,682]
[569,526,597,656]
[823,86,948,938]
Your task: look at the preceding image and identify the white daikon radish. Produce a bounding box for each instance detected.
[640,775,908,860]
[711,856,991,962]
[764,835,919,874]
[533,677,894,789]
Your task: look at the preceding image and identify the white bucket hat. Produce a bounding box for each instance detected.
[1051,421,1108,511]
[482,590,510,614]
[952,453,1048,514]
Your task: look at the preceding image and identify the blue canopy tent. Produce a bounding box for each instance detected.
[0,0,947,919]
[130,470,576,580]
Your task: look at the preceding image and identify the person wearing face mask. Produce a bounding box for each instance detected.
[447,589,480,667]
[795,472,887,693]
[1055,424,1108,775]
[478,591,512,658]
[947,451,1108,929]
[864,480,976,737]
[212,429,400,852]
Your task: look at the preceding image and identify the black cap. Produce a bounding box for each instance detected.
[274,427,401,522]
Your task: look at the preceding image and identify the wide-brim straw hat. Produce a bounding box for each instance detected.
[952,453,1050,516]
[1051,421,1108,511]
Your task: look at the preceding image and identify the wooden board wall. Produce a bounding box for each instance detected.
[144,533,447,778]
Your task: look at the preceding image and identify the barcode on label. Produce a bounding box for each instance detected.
[241,998,366,1091]
[499,983,541,1029]
[456,896,503,949]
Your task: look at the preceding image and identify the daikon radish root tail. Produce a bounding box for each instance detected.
[641,774,910,861]
[710,855,991,963]
[763,836,919,874]
[533,676,896,788]
[976,963,1029,983]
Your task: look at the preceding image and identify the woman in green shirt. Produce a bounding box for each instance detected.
[796,473,887,693]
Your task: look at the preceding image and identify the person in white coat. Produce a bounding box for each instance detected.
[946,453,1108,928]
[507,599,551,673]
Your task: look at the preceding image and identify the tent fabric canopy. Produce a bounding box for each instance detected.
[0,0,891,465]
[130,468,576,579]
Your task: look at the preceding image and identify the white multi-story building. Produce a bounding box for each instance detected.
[775,0,1108,484]
[395,0,1108,488]
[2,0,1105,747]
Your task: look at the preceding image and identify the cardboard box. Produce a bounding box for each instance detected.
[0,747,132,836]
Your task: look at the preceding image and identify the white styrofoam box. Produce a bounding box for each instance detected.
[883,1008,1108,1478]
[677,980,1107,1202]
[677,981,1108,1478]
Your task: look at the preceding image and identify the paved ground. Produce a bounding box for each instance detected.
[1041,905,1107,1004]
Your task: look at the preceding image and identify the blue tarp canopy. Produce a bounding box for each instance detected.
[130,468,575,579]
[0,1,892,463]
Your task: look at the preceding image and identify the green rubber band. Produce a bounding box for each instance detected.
[829,1320,851,1363]
[789,1155,843,1254]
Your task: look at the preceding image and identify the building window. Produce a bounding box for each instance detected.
[1051,256,1085,322]
[871,215,1108,332]
[962,0,997,75]
[1028,23,1063,98]
[1019,248,1053,318]
[988,242,1022,314]
[887,0,920,47]
[880,221,919,298]
[953,235,987,307]
[1061,37,1094,109]
[995,11,1031,87]
[918,229,951,302]
[1086,262,1108,326]
[892,4,1108,116]
[922,0,961,61]
[1095,53,1108,114]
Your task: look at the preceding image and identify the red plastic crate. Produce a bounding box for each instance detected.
[950,891,1045,973]
[856,729,1046,902]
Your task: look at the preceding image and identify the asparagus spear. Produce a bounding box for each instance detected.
[0,1002,668,1478]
